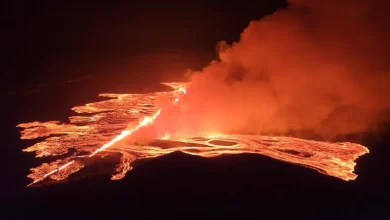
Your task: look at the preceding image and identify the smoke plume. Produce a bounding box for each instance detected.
[151,0,390,140]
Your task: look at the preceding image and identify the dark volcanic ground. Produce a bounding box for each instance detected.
[8,148,390,219]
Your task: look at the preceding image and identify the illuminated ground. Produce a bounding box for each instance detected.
[17,83,368,186]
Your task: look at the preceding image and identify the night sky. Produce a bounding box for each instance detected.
[2,1,389,219]
[3,1,286,89]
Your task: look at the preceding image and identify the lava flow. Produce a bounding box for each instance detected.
[18,83,369,186]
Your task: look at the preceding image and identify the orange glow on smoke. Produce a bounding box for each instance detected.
[18,83,368,186]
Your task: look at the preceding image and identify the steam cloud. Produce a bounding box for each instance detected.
[148,0,390,140]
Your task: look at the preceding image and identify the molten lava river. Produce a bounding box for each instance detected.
[18,83,369,186]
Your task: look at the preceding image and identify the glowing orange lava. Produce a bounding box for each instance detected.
[18,83,369,186]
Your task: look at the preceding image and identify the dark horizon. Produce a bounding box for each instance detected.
[2,1,287,89]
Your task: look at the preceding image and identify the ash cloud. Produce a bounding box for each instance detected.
[154,0,390,140]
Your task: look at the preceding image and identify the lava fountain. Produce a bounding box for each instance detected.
[18,83,369,186]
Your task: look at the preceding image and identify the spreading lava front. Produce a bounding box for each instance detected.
[17,83,369,186]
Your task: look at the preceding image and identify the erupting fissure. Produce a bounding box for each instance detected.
[18,83,369,186]
[89,109,162,157]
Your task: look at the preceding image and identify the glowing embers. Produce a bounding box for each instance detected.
[18,83,369,186]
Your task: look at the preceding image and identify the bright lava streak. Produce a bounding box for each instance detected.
[27,108,162,184]
[18,83,369,186]
[43,160,75,178]
[89,109,161,157]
